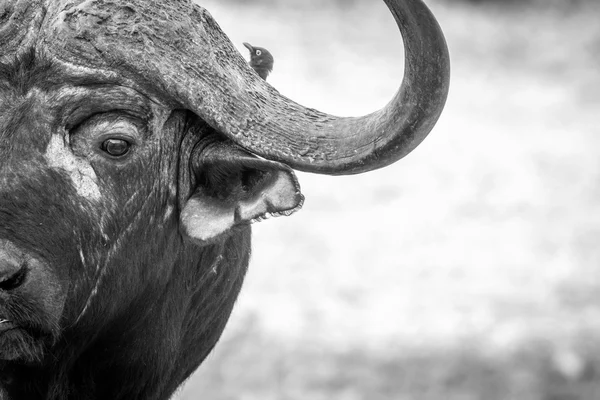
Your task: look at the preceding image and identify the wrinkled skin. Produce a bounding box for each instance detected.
[0,50,254,400]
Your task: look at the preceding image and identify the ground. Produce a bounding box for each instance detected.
[177,1,600,398]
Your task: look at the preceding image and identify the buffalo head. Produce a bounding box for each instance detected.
[0,0,449,399]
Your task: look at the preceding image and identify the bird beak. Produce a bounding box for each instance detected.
[243,42,254,53]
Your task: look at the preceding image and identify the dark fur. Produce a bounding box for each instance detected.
[0,51,253,399]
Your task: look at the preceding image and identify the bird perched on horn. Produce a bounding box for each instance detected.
[243,42,274,80]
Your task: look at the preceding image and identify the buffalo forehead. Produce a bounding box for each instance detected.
[0,50,157,109]
[0,56,154,143]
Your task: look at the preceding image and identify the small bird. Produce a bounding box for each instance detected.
[243,42,274,81]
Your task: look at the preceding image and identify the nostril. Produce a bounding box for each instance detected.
[0,264,27,291]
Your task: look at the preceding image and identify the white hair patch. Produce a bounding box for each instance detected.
[45,134,102,201]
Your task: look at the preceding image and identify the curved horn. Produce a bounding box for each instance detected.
[35,0,449,175]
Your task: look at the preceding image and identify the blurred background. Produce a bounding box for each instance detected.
[178,0,600,399]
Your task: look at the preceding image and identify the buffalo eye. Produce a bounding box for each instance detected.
[101,138,131,157]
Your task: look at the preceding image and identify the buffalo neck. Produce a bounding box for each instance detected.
[2,229,251,400]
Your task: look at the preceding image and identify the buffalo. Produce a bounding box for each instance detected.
[0,0,449,399]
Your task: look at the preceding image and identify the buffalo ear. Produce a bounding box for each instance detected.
[180,141,304,245]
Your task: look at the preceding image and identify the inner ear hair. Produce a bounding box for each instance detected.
[180,136,304,245]
[196,161,269,202]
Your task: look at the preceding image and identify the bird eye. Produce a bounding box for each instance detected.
[101,138,131,157]
[256,49,262,56]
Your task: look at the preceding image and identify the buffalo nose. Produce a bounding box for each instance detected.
[0,246,28,291]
